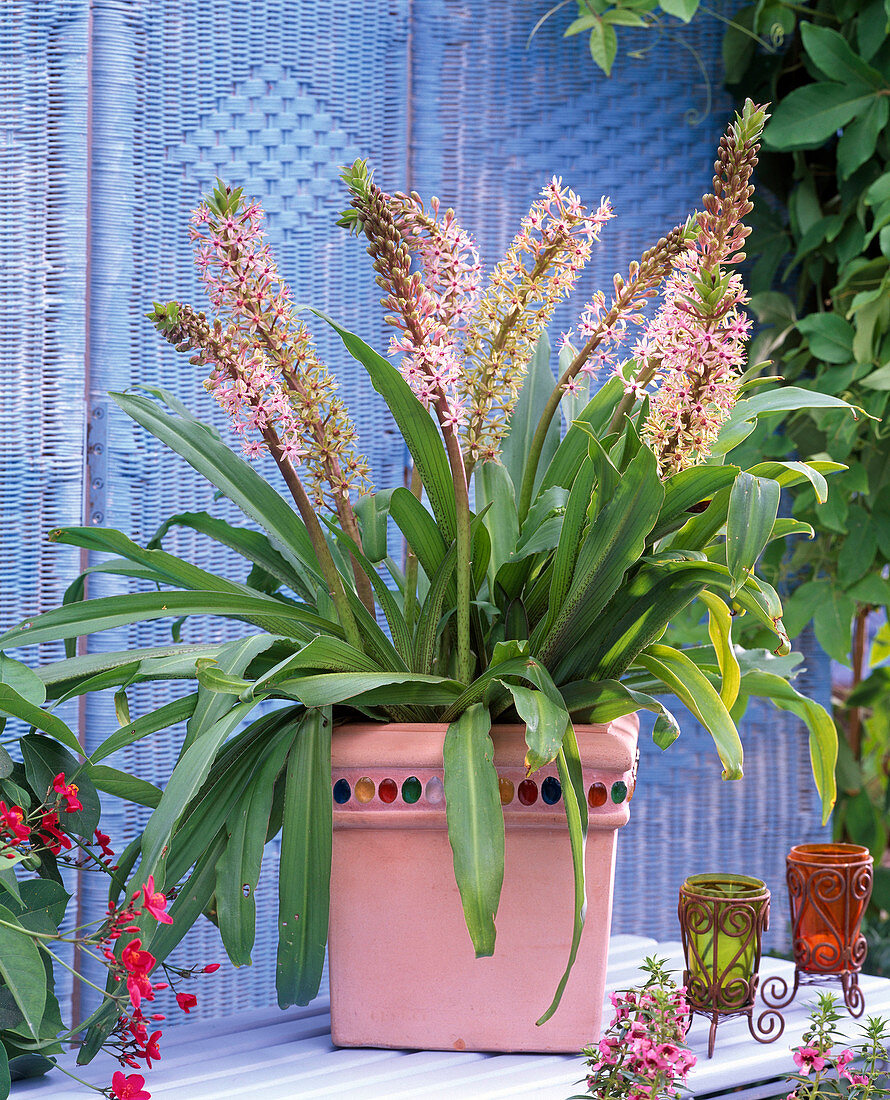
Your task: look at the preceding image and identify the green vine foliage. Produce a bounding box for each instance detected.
[532,0,702,76]
[724,0,890,893]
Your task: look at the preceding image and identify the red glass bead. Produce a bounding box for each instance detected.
[587,782,608,808]
[378,778,398,803]
[517,779,538,805]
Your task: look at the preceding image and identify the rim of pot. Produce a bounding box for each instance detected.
[788,843,872,866]
[680,872,769,901]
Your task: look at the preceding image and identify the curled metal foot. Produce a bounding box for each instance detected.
[842,972,865,1018]
[760,970,799,1010]
[749,1005,785,1045]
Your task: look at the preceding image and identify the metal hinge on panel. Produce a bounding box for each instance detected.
[86,401,107,526]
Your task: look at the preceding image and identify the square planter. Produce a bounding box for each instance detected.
[328,715,639,1052]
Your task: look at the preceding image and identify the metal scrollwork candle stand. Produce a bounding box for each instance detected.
[678,873,784,1057]
[762,844,873,1019]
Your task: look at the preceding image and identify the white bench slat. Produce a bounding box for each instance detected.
[13,935,890,1099]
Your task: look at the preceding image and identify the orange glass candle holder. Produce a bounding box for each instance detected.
[761,843,873,1018]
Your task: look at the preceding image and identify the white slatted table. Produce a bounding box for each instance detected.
[13,935,890,1099]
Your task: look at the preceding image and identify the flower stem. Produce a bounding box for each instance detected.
[264,433,364,651]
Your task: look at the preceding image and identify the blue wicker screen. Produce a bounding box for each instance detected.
[1,0,829,1024]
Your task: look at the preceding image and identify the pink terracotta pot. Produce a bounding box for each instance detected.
[328,714,639,1052]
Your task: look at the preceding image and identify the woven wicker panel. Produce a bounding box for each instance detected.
[0,0,86,658]
[0,0,91,1014]
[77,0,411,1022]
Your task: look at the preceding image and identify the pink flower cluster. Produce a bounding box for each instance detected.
[185,187,370,508]
[583,959,695,1099]
[391,191,483,403]
[460,178,615,460]
[639,251,751,475]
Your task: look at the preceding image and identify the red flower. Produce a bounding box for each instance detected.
[52,772,83,814]
[38,812,71,854]
[126,971,154,1009]
[202,963,220,973]
[0,802,30,845]
[95,828,115,859]
[122,939,156,1009]
[138,1030,162,1067]
[175,991,197,1014]
[141,876,172,925]
[110,1070,151,1100]
[122,940,155,976]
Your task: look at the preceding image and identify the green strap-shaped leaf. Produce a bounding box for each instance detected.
[740,669,838,824]
[49,526,269,599]
[537,724,588,1025]
[476,460,520,588]
[726,473,781,597]
[277,708,332,1007]
[539,376,625,496]
[314,312,457,541]
[276,672,464,708]
[163,709,300,887]
[183,635,279,756]
[217,726,296,966]
[580,559,789,684]
[141,698,262,886]
[90,693,199,764]
[746,460,845,504]
[538,445,664,669]
[413,540,459,675]
[698,591,741,710]
[0,904,45,1040]
[37,644,223,699]
[149,509,315,601]
[529,457,597,649]
[0,590,334,651]
[501,333,560,498]
[559,678,681,748]
[147,828,228,964]
[388,486,448,581]
[112,392,323,580]
[651,465,739,542]
[443,704,504,957]
[500,684,569,775]
[320,521,413,663]
[636,643,744,780]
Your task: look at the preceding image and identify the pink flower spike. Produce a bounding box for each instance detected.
[142,876,173,925]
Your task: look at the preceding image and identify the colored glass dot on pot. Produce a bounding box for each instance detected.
[333,779,351,804]
[498,777,514,805]
[541,776,562,805]
[611,781,628,804]
[378,778,398,804]
[587,782,607,808]
[518,779,538,805]
[425,776,445,804]
[354,777,375,804]
[402,776,422,804]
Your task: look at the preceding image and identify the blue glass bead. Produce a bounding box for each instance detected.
[541,776,562,804]
[333,779,351,804]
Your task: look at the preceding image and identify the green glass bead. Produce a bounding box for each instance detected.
[402,775,422,804]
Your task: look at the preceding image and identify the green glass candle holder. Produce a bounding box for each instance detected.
[678,873,783,1057]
